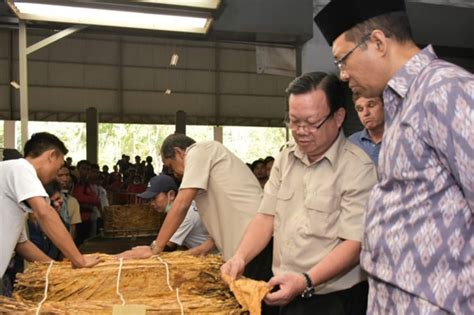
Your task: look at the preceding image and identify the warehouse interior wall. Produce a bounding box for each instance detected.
[0,29,295,127]
[0,0,472,135]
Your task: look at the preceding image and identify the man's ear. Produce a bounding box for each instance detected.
[335,107,346,128]
[46,148,57,162]
[174,147,185,159]
[370,29,388,56]
[169,190,177,201]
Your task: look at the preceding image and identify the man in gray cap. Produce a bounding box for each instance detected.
[117,174,214,256]
[315,0,473,314]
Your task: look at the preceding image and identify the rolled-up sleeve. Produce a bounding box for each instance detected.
[18,226,28,243]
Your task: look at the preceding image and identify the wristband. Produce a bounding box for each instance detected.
[150,240,161,254]
[301,272,315,298]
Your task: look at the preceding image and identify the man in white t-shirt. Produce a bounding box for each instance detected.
[118,174,214,257]
[168,201,212,253]
[0,132,100,279]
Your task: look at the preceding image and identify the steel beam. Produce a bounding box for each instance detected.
[18,22,87,147]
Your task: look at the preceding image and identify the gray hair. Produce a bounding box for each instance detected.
[160,134,196,159]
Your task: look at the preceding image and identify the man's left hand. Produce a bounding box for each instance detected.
[264,273,307,306]
[115,246,153,260]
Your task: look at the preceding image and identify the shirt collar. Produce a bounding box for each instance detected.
[360,128,372,141]
[386,45,437,99]
[289,131,345,167]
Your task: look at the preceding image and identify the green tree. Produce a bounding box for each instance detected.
[4,121,287,168]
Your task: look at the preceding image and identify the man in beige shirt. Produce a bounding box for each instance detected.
[119,135,273,283]
[221,72,377,315]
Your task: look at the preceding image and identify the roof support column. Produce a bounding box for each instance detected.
[3,120,16,149]
[175,110,186,135]
[86,107,98,164]
[214,42,220,126]
[213,126,223,143]
[18,21,28,147]
[17,22,87,147]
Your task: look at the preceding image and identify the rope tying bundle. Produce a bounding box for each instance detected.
[36,260,54,315]
[155,255,184,315]
[116,258,126,305]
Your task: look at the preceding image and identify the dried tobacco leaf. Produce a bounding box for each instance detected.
[222,274,271,315]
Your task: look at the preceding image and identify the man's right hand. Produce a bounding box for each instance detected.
[115,246,154,260]
[73,255,102,268]
[220,255,246,283]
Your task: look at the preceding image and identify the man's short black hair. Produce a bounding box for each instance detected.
[251,158,265,171]
[3,148,22,161]
[44,180,61,196]
[23,132,68,158]
[161,134,196,159]
[91,163,100,171]
[264,156,275,164]
[77,160,91,169]
[286,72,347,114]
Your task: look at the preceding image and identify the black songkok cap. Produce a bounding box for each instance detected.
[314,0,406,45]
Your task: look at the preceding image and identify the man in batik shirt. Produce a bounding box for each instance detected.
[315,0,473,314]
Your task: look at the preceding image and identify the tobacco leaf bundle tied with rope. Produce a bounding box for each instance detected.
[2,253,255,314]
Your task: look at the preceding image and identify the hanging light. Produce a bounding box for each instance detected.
[137,0,221,10]
[170,53,179,66]
[8,1,213,34]
[10,81,20,89]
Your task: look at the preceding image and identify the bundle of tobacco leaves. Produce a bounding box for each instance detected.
[103,204,165,237]
[7,253,246,314]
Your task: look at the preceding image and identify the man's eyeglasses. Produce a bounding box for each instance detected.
[284,113,333,132]
[334,33,371,71]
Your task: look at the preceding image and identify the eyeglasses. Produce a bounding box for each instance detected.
[334,33,371,70]
[284,113,333,132]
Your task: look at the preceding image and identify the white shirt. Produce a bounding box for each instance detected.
[170,201,210,249]
[0,159,48,277]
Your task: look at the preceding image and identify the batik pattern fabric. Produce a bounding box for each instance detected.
[361,45,474,314]
[368,278,451,315]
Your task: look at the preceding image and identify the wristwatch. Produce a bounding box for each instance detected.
[301,272,315,298]
[150,240,157,251]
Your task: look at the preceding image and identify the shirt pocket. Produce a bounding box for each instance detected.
[303,194,340,238]
[275,189,293,220]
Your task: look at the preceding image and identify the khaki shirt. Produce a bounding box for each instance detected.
[259,132,377,294]
[180,141,263,260]
[67,195,82,225]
